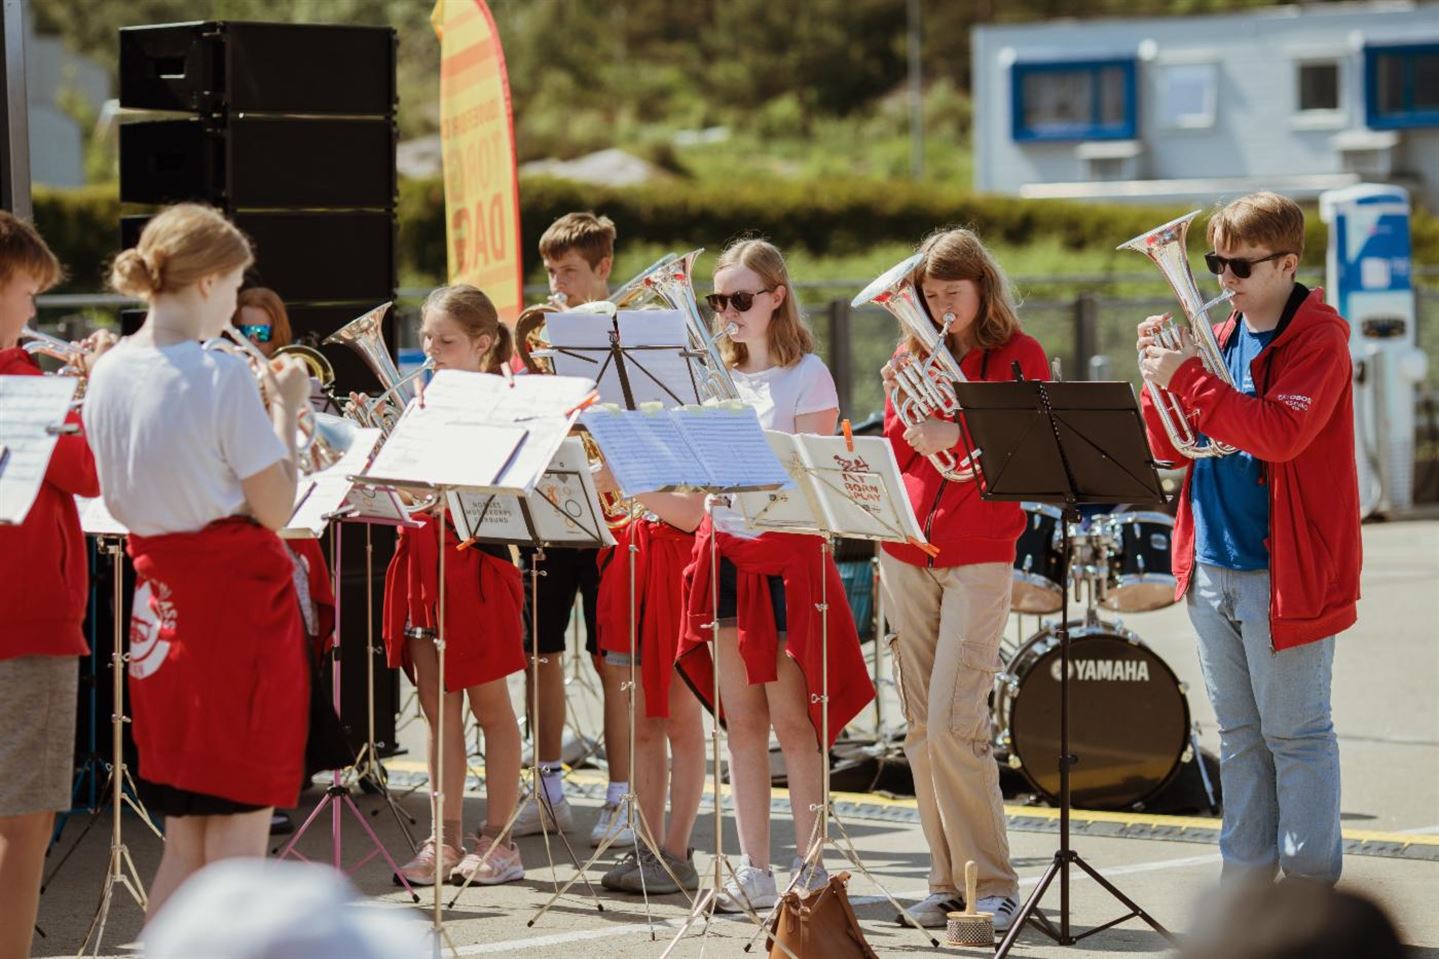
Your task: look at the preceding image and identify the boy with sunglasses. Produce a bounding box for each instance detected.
[1137,192,1360,886]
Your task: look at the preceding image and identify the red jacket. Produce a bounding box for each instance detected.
[0,348,98,660]
[1140,285,1361,650]
[881,332,1050,568]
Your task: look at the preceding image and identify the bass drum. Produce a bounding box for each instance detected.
[995,623,1190,811]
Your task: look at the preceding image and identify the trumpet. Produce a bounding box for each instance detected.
[21,326,92,395]
[1118,211,1237,459]
[853,253,977,482]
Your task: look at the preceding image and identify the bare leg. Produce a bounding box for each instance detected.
[467,678,521,832]
[408,636,467,836]
[663,681,706,859]
[716,626,774,868]
[0,811,52,959]
[199,809,272,861]
[766,651,823,861]
[631,681,668,846]
[528,655,566,767]
[145,816,206,922]
[597,655,631,784]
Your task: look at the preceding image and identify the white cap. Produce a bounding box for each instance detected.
[143,859,431,959]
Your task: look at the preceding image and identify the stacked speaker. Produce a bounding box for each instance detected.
[117,21,398,393]
[116,22,402,758]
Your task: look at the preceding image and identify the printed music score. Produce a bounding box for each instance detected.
[448,437,614,547]
[581,405,789,496]
[0,375,80,525]
[736,432,928,544]
[75,495,128,537]
[360,369,595,495]
[283,428,388,538]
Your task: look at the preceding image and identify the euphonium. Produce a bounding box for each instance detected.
[853,253,977,482]
[1117,211,1238,459]
[323,301,431,435]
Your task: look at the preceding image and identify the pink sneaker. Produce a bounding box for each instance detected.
[450,834,524,886]
[394,837,464,887]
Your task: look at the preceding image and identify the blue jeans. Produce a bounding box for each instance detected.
[1187,563,1343,883]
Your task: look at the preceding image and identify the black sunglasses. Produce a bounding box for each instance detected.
[237,322,273,343]
[704,288,773,313]
[1203,250,1291,279]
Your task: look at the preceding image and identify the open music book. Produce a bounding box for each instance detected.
[446,437,615,548]
[735,432,928,545]
[580,404,790,496]
[0,375,80,525]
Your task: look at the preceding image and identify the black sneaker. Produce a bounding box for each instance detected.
[269,811,295,836]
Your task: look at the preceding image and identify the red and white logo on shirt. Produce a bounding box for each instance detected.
[129,577,176,679]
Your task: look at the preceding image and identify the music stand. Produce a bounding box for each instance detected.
[952,377,1178,953]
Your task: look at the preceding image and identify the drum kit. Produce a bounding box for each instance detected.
[995,504,1216,812]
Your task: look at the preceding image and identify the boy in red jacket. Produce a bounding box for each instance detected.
[1138,192,1357,884]
[0,212,110,959]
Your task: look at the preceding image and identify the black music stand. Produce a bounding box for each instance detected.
[951,378,1178,953]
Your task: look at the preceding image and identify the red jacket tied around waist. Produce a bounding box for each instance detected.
[1140,287,1361,649]
[0,347,98,660]
[126,518,309,808]
[596,518,695,719]
[382,511,525,691]
[881,332,1050,569]
[677,522,874,748]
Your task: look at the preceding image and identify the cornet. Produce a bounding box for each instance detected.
[853,253,977,482]
[21,326,92,395]
[1118,211,1238,459]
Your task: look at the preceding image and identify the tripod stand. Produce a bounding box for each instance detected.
[952,377,1179,954]
[275,521,418,900]
[78,536,162,957]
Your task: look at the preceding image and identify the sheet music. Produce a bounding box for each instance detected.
[75,495,128,536]
[795,434,926,544]
[581,405,789,496]
[360,369,597,494]
[0,376,79,525]
[344,484,417,525]
[282,428,382,538]
[735,431,824,534]
[548,310,700,408]
[448,437,614,547]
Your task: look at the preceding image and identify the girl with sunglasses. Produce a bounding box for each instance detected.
[878,227,1050,933]
[678,238,874,914]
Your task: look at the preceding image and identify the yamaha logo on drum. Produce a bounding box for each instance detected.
[1049,657,1152,682]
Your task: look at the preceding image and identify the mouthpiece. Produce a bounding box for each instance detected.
[723,322,738,337]
[551,291,569,307]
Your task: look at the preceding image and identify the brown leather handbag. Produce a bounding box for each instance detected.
[766,871,878,959]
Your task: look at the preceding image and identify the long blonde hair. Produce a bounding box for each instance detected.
[421,284,514,373]
[906,227,1021,356]
[110,204,253,300]
[713,238,813,369]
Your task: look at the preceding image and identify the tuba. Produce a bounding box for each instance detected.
[853,253,977,482]
[1117,211,1237,459]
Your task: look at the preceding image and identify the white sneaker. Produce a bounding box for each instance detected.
[976,895,1019,933]
[789,856,829,894]
[897,891,965,928]
[511,794,573,838]
[714,855,777,914]
[589,801,635,847]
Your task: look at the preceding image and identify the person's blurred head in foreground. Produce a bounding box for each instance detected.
[143,858,430,959]
[1182,879,1404,959]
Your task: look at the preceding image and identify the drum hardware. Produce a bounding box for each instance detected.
[1010,506,1178,617]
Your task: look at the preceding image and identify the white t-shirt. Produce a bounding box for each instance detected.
[717,353,839,536]
[730,353,838,431]
[84,339,288,536]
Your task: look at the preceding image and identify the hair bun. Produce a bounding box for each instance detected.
[111,248,158,296]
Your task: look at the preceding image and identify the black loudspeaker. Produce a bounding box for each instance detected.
[122,211,396,304]
[119,21,395,116]
[119,117,395,209]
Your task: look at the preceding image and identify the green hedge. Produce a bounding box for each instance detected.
[34,178,1439,293]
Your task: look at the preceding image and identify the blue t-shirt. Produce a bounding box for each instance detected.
[1190,324,1277,570]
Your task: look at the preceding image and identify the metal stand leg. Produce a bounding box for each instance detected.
[448,545,602,912]
[77,538,161,958]
[275,524,418,899]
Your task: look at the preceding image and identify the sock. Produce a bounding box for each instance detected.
[605,781,627,806]
[539,760,565,805]
[441,819,463,851]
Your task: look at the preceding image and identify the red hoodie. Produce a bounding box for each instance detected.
[1140,285,1361,650]
[0,348,98,659]
[881,332,1050,568]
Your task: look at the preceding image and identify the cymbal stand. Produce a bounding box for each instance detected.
[531,529,694,935]
[448,545,603,912]
[78,536,162,958]
[745,535,938,954]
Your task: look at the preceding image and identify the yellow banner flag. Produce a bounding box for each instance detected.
[431,0,522,323]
